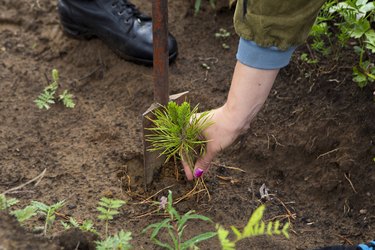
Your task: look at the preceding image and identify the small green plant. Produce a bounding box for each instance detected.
[194,0,216,14]
[216,205,289,250]
[308,1,336,57]
[59,89,75,108]
[147,101,212,173]
[143,190,217,250]
[31,200,65,236]
[329,0,375,87]
[34,83,57,109]
[10,205,38,224]
[34,69,75,109]
[309,0,375,88]
[97,197,126,237]
[300,53,319,64]
[96,230,132,250]
[61,217,98,235]
[0,194,19,210]
[194,0,236,14]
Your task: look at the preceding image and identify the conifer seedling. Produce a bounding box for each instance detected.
[147,101,212,177]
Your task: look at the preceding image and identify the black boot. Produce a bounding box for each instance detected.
[57,0,178,65]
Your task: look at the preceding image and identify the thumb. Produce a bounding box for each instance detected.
[193,151,214,178]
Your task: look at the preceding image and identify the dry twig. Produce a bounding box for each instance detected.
[316,148,340,159]
[2,168,47,195]
[336,234,354,245]
[344,173,357,194]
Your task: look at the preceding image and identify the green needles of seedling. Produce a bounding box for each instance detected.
[146,101,213,171]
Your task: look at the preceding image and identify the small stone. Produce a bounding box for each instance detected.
[67,204,77,210]
[366,192,371,197]
[359,209,367,215]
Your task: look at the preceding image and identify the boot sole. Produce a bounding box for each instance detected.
[61,22,177,66]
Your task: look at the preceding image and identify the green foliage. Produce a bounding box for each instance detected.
[34,68,75,109]
[10,205,37,223]
[59,90,75,108]
[143,190,217,250]
[61,217,98,235]
[300,53,319,64]
[309,2,335,57]
[34,81,58,110]
[31,200,65,236]
[330,0,375,87]
[194,0,216,14]
[97,197,126,237]
[0,194,19,210]
[194,0,236,13]
[96,230,132,250]
[309,0,375,88]
[217,225,236,250]
[353,61,375,87]
[147,101,213,170]
[216,205,289,250]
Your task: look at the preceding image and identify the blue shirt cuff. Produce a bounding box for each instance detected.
[236,38,297,70]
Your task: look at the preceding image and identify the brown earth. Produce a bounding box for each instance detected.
[0,0,374,249]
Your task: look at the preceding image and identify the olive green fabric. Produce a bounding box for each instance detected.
[234,0,326,50]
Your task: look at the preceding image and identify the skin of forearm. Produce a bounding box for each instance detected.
[222,61,279,133]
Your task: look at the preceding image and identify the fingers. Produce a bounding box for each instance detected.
[193,151,214,178]
[181,152,214,180]
[181,160,194,181]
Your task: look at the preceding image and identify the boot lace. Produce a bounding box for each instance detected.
[111,0,150,21]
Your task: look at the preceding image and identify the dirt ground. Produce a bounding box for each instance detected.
[1,0,374,249]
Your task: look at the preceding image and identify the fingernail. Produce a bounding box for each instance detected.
[194,168,204,178]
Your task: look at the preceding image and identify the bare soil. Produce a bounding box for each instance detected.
[0,0,374,249]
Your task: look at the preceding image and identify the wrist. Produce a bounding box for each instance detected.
[221,101,263,132]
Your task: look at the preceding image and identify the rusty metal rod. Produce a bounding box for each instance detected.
[152,0,169,106]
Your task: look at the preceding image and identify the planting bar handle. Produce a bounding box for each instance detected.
[152,0,169,106]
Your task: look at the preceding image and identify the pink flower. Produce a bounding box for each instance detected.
[159,196,167,210]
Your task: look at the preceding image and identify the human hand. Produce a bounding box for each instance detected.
[181,106,245,180]
[181,61,279,180]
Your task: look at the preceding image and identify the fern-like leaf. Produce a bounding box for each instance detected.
[11,205,37,223]
[59,90,75,108]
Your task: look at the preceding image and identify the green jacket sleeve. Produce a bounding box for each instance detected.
[234,0,327,50]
